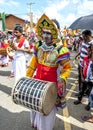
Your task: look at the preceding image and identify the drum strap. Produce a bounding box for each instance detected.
[28,66,36,71]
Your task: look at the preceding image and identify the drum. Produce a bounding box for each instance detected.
[6,46,15,58]
[0,48,7,55]
[0,46,14,58]
[12,77,57,115]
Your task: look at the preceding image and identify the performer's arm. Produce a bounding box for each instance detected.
[56,58,71,100]
[26,55,38,78]
[60,58,72,82]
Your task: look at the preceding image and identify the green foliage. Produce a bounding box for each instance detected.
[1,12,6,31]
[0,13,2,18]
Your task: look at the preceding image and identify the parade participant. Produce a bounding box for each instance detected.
[0,54,9,67]
[0,38,9,67]
[9,32,16,77]
[26,14,72,130]
[26,31,36,67]
[12,25,30,83]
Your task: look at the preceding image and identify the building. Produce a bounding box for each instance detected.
[0,14,32,32]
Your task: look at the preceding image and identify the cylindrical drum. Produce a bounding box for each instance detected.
[12,77,57,115]
[0,48,7,55]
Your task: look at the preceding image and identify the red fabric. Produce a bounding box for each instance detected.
[34,63,66,98]
[30,44,33,49]
[83,56,90,78]
[18,37,25,48]
[2,43,9,48]
[34,63,57,83]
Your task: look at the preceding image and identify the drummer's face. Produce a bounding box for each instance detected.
[42,30,52,45]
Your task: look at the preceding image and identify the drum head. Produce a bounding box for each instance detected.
[6,46,15,57]
[42,82,57,115]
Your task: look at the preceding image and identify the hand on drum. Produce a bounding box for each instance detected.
[56,79,66,109]
[57,78,66,98]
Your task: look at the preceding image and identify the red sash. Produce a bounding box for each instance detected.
[9,37,25,60]
[18,37,25,48]
[83,57,89,78]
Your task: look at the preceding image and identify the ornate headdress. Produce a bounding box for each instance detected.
[36,14,60,43]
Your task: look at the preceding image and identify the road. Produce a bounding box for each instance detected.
[0,52,93,130]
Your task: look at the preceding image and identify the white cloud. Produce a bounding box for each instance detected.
[44,0,69,18]
[1,0,93,30]
[0,0,19,6]
[0,0,5,4]
[77,0,93,16]
[72,0,80,4]
[8,0,19,6]
[33,0,70,28]
[47,0,69,10]
[65,14,76,27]
[23,0,93,29]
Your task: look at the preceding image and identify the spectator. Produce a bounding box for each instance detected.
[74,46,93,110]
[75,30,93,96]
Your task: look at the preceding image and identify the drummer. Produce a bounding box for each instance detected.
[26,14,72,130]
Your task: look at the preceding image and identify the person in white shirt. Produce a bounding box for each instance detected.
[12,25,30,83]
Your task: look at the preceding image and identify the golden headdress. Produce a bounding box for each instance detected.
[36,14,60,43]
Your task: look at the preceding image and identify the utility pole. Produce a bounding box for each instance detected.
[27,2,35,31]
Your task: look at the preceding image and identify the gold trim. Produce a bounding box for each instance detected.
[27,66,36,71]
[36,14,59,42]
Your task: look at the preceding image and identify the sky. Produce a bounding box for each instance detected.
[0,0,93,29]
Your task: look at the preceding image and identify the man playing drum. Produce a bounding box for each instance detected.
[26,14,72,130]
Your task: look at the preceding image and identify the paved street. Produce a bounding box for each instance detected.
[0,52,93,130]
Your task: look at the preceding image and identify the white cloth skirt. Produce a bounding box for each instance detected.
[30,107,57,130]
[1,55,9,64]
[13,56,26,83]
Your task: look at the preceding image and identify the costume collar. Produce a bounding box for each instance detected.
[41,42,54,51]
